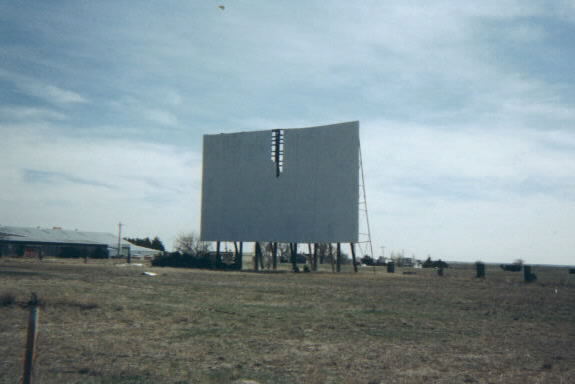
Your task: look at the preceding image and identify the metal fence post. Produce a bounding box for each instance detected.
[22,293,40,384]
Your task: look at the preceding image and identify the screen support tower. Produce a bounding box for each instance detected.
[356,142,375,269]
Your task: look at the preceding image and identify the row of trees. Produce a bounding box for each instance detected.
[124,236,165,251]
[152,233,239,270]
[163,233,358,271]
[359,255,449,268]
[173,234,353,263]
[123,233,451,270]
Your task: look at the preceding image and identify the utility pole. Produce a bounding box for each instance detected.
[117,222,124,261]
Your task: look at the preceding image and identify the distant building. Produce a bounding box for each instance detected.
[0,226,158,259]
[127,243,163,259]
[390,254,415,267]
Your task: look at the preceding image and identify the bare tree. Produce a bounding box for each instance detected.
[278,243,291,261]
[317,243,329,264]
[174,232,210,254]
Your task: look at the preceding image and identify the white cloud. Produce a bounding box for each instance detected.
[0,106,67,121]
[362,119,575,193]
[44,85,87,104]
[143,109,179,127]
[18,82,88,105]
[359,119,575,264]
[0,69,88,105]
[372,191,575,264]
[506,24,546,42]
[0,125,201,249]
[556,0,575,22]
[162,89,183,107]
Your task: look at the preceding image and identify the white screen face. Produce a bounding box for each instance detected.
[200,121,359,243]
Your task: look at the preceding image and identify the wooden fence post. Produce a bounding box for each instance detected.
[22,293,40,384]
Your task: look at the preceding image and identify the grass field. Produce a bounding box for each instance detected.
[1,258,574,384]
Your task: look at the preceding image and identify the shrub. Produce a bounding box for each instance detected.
[360,255,374,266]
[422,257,449,269]
[500,264,522,272]
[151,251,240,270]
[0,292,16,306]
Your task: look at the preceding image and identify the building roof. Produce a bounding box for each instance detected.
[0,226,117,246]
[129,243,162,256]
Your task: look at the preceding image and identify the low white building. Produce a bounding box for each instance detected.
[0,226,158,259]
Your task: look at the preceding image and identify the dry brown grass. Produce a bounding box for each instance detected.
[1,258,574,383]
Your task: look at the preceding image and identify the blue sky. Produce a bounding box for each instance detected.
[1,1,574,264]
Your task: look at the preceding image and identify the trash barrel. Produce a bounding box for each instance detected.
[524,265,537,282]
[476,262,485,278]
